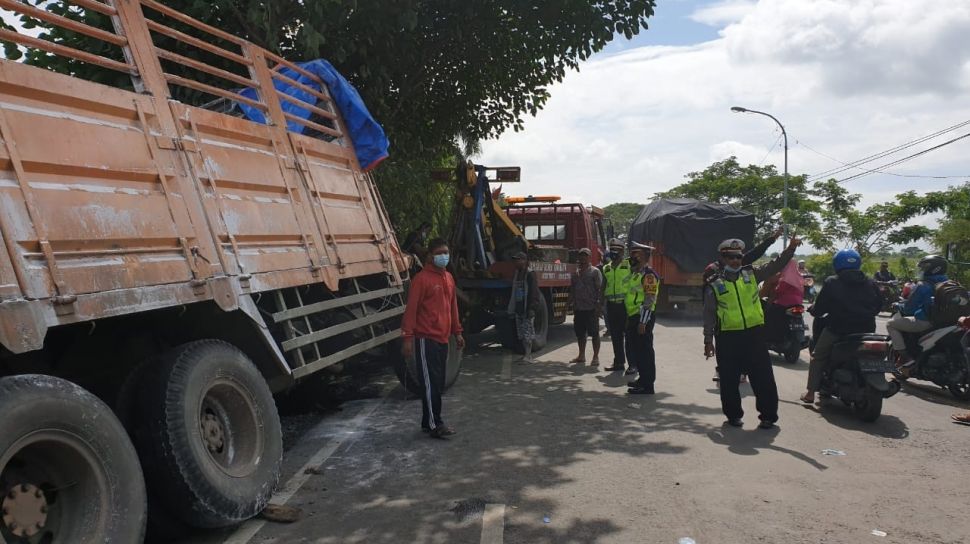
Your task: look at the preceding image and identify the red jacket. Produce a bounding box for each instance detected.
[401,266,463,344]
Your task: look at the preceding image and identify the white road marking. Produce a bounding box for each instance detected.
[223,394,389,544]
[501,357,512,380]
[480,503,506,544]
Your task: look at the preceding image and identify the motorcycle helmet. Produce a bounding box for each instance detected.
[917,254,947,277]
[832,249,861,272]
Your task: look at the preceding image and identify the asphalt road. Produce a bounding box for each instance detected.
[183,315,970,544]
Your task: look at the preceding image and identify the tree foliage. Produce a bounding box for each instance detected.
[602,202,642,239]
[658,157,819,240]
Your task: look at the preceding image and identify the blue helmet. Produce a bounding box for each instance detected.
[833,249,862,272]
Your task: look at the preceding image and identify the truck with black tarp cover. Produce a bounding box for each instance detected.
[628,198,755,314]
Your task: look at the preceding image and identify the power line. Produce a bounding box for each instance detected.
[806,119,970,181]
[834,131,970,184]
[758,133,783,166]
[798,140,970,180]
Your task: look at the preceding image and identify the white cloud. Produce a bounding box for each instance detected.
[689,0,757,27]
[480,0,970,252]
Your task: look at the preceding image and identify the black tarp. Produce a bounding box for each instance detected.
[628,198,755,273]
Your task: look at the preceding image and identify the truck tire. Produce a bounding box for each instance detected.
[0,374,147,543]
[129,340,283,528]
[390,336,463,396]
[498,292,549,353]
[783,346,800,364]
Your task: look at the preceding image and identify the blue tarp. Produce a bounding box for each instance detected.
[237,59,389,171]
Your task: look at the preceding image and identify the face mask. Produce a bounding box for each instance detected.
[608,252,618,260]
[433,253,450,268]
[724,265,740,273]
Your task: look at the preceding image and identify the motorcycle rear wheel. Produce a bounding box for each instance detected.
[853,386,883,422]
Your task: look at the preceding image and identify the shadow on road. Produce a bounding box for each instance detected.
[792,398,910,440]
[896,380,970,410]
[236,332,729,544]
[706,425,828,471]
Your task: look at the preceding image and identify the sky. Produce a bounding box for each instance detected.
[479,0,970,250]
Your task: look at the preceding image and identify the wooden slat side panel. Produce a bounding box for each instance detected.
[0,62,208,297]
[172,103,326,276]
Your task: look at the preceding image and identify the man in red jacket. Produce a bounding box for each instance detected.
[401,238,465,438]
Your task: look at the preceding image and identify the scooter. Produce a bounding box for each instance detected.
[764,300,810,363]
[874,281,900,315]
[810,311,901,422]
[894,314,970,400]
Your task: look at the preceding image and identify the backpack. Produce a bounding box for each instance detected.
[931,280,970,327]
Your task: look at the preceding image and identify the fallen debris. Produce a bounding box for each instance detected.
[260,504,302,524]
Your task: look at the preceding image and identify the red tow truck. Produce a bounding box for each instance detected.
[443,164,610,352]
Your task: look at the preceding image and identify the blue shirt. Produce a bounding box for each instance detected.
[902,274,947,321]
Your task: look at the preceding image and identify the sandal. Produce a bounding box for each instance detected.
[569,357,586,364]
[800,392,815,404]
[951,413,970,426]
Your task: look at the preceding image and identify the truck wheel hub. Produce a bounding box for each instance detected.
[2,483,48,538]
[201,412,225,453]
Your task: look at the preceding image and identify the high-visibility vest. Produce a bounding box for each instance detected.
[603,260,631,304]
[624,267,660,317]
[711,269,765,331]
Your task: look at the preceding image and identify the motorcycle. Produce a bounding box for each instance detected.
[802,274,817,303]
[764,300,810,363]
[874,281,900,315]
[810,310,901,422]
[893,314,970,400]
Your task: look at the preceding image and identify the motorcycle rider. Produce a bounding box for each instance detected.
[800,249,881,404]
[874,261,896,282]
[887,255,949,372]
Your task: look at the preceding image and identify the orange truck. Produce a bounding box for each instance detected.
[628,198,755,314]
[0,1,420,540]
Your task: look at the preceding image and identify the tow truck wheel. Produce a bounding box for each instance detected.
[0,374,147,544]
[129,340,282,528]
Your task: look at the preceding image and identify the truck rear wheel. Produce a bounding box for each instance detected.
[129,340,282,528]
[391,336,463,396]
[0,374,147,543]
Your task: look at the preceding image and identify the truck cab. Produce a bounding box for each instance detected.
[505,198,610,266]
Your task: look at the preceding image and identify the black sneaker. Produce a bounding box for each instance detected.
[429,426,456,439]
[605,365,623,372]
[726,418,743,427]
[627,386,655,395]
[624,367,637,375]
[758,420,776,430]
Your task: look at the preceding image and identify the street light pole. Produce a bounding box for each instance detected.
[731,106,789,247]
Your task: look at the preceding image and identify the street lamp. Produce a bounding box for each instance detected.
[731,106,789,246]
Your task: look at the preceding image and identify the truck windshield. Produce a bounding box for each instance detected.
[522,223,567,241]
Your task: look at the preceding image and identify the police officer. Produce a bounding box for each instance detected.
[703,236,800,428]
[602,239,631,372]
[625,242,661,392]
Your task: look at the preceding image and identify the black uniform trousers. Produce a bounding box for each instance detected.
[625,314,656,385]
[414,337,448,430]
[714,325,779,422]
[606,302,628,367]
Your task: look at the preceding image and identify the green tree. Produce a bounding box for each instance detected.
[11,0,657,234]
[658,157,820,240]
[899,246,924,258]
[810,179,918,256]
[602,202,643,239]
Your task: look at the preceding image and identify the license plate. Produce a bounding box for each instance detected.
[858,359,895,373]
